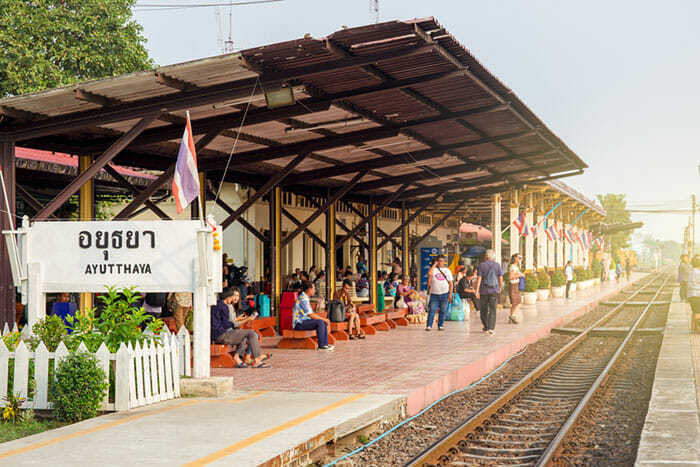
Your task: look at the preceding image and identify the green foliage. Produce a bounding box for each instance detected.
[591,259,602,277]
[2,392,25,423]
[596,193,632,250]
[537,272,550,289]
[0,0,154,97]
[551,271,566,287]
[0,416,65,443]
[1,332,21,351]
[524,273,538,292]
[65,286,163,352]
[571,270,577,283]
[29,315,66,352]
[49,351,107,422]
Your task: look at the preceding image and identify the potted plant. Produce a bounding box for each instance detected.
[551,271,566,297]
[578,269,588,290]
[536,271,550,300]
[591,259,602,285]
[522,272,539,305]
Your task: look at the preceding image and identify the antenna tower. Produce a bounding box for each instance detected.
[370,0,379,23]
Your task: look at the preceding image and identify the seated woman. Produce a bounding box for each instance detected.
[356,273,369,297]
[333,279,365,339]
[384,273,398,298]
[228,288,271,364]
[293,281,334,350]
[462,268,480,312]
[210,289,269,368]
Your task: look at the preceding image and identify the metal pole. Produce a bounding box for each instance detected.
[693,194,696,256]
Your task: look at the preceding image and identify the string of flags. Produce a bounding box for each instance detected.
[511,213,605,250]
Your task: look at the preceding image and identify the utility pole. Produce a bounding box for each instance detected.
[693,194,696,256]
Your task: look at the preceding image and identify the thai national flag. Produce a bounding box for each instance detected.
[564,229,575,244]
[513,212,528,237]
[172,114,200,214]
[581,231,590,250]
[530,225,538,238]
[595,236,604,250]
[546,224,559,241]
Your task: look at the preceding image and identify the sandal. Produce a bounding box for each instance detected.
[234,363,248,368]
[252,362,270,368]
[358,333,366,339]
[349,334,356,340]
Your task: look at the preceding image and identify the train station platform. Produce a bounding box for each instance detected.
[0,275,640,467]
[636,291,700,466]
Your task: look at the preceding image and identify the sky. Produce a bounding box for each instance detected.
[133,0,700,244]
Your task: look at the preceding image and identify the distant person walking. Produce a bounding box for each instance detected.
[625,259,632,281]
[679,255,692,302]
[475,249,504,334]
[426,254,454,331]
[508,254,524,324]
[565,261,574,299]
[688,257,700,325]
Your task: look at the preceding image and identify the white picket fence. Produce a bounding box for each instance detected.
[0,323,193,411]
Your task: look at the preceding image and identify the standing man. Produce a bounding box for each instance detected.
[565,260,574,299]
[680,255,692,302]
[475,249,504,334]
[426,254,454,331]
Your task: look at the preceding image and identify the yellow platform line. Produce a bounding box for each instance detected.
[183,393,369,467]
[0,391,267,460]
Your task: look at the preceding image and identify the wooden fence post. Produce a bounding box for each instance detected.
[13,341,29,400]
[0,340,9,401]
[33,341,49,409]
[114,342,130,411]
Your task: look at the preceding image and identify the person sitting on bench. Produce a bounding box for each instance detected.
[333,279,365,339]
[211,289,269,368]
[293,281,334,350]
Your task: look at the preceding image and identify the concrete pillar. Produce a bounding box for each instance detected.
[0,142,15,329]
[401,202,409,277]
[368,198,378,305]
[556,219,564,269]
[524,209,534,271]
[536,213,545,271]
[491,193,502,264]
[78,154,94,314]
[547,219,555,269]
[509,202,520,258]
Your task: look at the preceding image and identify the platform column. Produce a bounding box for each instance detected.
[401,202,409,278]
[536,212,545,271]
[325,198,336,300]
[269,187,281,328]
[0,142,15,329]
[509,198,520,258]
[524,209,534,271]
[368,197,378,306]
[491,193,501,263]
[78,154,94,314]
[547,219,555,269]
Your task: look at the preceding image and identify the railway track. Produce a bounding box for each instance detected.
[405,271,672,467]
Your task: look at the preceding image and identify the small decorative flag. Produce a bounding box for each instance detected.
[595,236,605,250]
[513,211,528,237]
[530,225,538,238]
[564,229,575,244]
[546,224,559,241]
[172,113,200,214]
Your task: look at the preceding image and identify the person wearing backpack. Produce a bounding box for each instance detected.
[507,254,524,324]
[426,254,454,331]
[475,249,504,334]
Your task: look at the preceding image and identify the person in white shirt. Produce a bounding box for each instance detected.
[565,261,574,299]
[508,254,524,324]
[426,254,454,331]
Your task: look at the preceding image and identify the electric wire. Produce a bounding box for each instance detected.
[322,344,531,467]
[135,0,284,11]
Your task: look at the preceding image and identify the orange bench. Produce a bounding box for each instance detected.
[384,308,409,327]
[243,316,277,339]
[278,328,336,349]
[356,303,390,333]
[210,344,238,368]
[330,321,349,341]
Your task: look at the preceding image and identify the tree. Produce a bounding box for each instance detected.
[0,0,154,98]
[597,193,632,250]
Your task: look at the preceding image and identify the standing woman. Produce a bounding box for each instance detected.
[688,257,700,329]
[508,254,524,324]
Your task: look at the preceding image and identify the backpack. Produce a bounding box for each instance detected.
[483,264,499,288]
[145,293,168,308]
[457,276,470,299]
[327,300,346,322]
[255,294,270,317]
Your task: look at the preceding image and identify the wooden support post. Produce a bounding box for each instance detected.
[401,202,409,278]
[369,197,378,306]
[325,196,336,300]
[269,187,282,328]
[491,193,502,264]
[78,154,94,314]
[0,141,15,329]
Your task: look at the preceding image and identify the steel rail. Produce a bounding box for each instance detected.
[405,271,668,467]
[537,273,671,466]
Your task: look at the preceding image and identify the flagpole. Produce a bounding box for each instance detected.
[0,167,15,231]
[187,110,205,226]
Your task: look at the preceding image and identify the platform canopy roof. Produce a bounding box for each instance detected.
[0,17,589,214]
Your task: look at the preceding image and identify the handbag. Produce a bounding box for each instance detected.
[396,296,406,308]
[518,276,526,291]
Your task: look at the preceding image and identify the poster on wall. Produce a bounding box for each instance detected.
[460,231,477,246]
[420,247,445,290]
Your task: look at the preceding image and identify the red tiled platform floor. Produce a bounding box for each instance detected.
[213,274,643,415]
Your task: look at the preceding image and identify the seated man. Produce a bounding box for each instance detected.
[333,279,365,339]
[211,289,269,368]
[293,281,334,350]
[50,292,77,332]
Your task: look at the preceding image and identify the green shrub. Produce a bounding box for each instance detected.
[29,315,66,352]
[537,272,550,289]
[551,271,565,287]
[571,270,577,283]
[524,273,538,292]
[50,351,107,422]
[591,259,602,278]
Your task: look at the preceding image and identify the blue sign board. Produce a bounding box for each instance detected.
[420,247,443,290]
